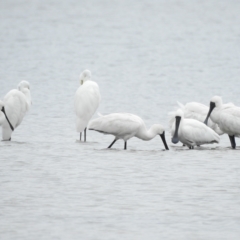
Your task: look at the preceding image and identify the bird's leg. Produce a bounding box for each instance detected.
[84,128,87,142]
[229,135,236,149]
[108,139,117,149]
[124,141,127,150]
[9,138,11,141]
[80,132,82,141]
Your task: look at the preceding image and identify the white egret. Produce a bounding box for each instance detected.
[172,109,220,149]
[74,70,101,141]
[1,80,31,141]
[204,96,240,149]
[88,113,169,150]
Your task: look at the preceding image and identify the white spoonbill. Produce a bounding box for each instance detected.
[172,109,220,149]
[204,96,240,149]
[1,80,32,141]
[88,113,169,150]
[169,101,225,135]
[74,70,101,141]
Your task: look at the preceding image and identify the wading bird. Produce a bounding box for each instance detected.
[0,81,32,141]
[172,109,220,149]
[169,101,225,135]
[74,70,101,141]
[204,96,240,149]
[88,113,169,150]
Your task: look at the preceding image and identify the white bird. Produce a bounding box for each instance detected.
[204,96,240,149]
[88,113,169,150]
[169,101,225,135]
[1,80,32,141]
[0,101,7,125]
[172,109,220,149]
[74,69,101,141]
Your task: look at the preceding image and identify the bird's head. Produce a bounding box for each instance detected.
[18,80,30,91]
[210,96,222,108]
[204,96,222,125]
[175,109,184,118]
[151,124,165,135]
[79,69,91,85]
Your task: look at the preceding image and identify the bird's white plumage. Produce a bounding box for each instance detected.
[74,70,101,132]
[89,113,144,141]
[208,96,240,137]
[0,101,6,125]
[172,109,220,147]
[1,81,31,140]
[88,112,168,150]
[169,101,224,135]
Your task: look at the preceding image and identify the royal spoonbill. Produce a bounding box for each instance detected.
[169,101,224,135]
[172,109,220,149]
[74,70,101,141]
[88,113,169,150]
[1,80,32,141]
[204,96,240,149]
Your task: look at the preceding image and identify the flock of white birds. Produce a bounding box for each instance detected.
[1,69,240,150]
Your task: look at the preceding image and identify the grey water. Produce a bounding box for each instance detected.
[1,0,240,239]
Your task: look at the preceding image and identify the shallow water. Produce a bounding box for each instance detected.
[1,0,240,239]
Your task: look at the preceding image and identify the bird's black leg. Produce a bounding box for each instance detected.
[84,128,87,142]
[229,135,236,149]
[108,139,117,148]
[80,132,82,141]
[9,138,11,141]
[124,141,127,150]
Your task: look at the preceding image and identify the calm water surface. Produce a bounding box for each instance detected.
[1,0,240,239]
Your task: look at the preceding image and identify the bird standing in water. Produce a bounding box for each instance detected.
[204,96,240,149]
[172,109,220,149]
[0,80,32,141]
[89,112,169,150]
[74,70,101,141]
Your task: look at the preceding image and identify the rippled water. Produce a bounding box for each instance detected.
[1,0,240,239]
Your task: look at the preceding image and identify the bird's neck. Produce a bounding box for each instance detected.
[21,89,32,109]
[210,108,220,124]
[136,126,157,141]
